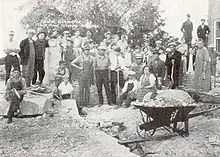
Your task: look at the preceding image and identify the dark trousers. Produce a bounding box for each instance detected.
[119,92,136,107]
[110,70,125,104]
[78,79,90,107]
[167,65,180,89]
[5,55,20,84]
[95,69,112,105]
[7,95,23,120]
[32,59,45,84]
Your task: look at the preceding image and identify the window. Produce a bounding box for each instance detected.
[215,21,220,52]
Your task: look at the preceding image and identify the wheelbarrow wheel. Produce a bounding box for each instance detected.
[136,110,156,138]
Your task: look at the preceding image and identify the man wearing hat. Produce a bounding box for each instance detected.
[197,18,210,47]
[165,45,182,89]
[71,43,94,115]
[19,28,36,87]
[109,44,125,104]
[149,50,166,89]
[131,53,145,80]
[4,30,20,84]
[32,31,49,85]
[102,31,113,48]
[181,14,193,46]
[94,45,112,106]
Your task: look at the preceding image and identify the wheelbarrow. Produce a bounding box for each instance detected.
[118,104,220,146]
[134,104,220,138]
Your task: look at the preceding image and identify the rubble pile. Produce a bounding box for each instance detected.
[134,89,196,108]
[98,121,127,138]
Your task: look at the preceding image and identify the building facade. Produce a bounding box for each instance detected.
[208,0,220,51]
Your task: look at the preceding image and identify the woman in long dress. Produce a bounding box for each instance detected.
[44,36,62,86]
[193,39,211,92]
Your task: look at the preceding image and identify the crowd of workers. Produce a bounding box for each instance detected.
[1,14,218,123]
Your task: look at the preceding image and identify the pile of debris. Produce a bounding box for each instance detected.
[134,89,196,108]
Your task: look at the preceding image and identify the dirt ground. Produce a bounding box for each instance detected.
[0,79,138,157]
[86,104,220,157]
[0,102,138,157]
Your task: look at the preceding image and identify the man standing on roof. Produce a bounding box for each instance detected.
[197,18,210,47]
[181,14,193,71]
[181,14,193,47]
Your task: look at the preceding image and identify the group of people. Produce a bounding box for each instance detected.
[1,15,218,122]
[3,29,49,123]
[181,14,218,92]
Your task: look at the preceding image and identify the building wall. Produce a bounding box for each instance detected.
[208,0,220,45]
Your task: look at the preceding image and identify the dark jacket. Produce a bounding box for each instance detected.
[19,38,36,65]
[149,58,166,79]
[197,25,210,40]
[165,50,182,88]
[165,50,182,77]
[35,39,49,60]
[181,20,193,42]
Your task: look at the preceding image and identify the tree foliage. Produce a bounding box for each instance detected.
[21,0,165,37]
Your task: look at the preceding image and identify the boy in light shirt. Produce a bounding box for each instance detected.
[118,71,138,107]
[58,77,73,99]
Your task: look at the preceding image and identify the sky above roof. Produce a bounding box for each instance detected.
[160,0,208,39]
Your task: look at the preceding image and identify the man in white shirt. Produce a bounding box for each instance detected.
[109,45,125,104]
[4,30,20,84]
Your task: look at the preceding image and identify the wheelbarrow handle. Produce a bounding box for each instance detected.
[188,106,220,119]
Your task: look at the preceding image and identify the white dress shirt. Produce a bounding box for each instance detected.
[109,50,129,71]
